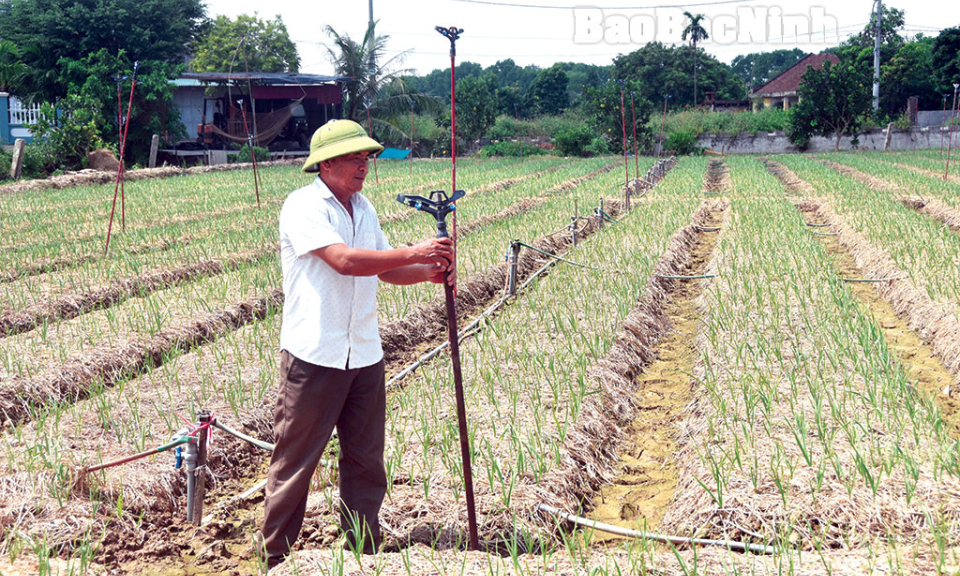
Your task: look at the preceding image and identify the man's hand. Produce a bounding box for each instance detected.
[426,259,457,286]
[409,237,455,268]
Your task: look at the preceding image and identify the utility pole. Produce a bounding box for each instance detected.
[872,0,881,112]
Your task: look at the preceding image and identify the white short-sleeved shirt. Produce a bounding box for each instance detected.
[279,177,391,369]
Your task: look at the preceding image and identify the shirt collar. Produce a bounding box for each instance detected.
[312,176,371,212]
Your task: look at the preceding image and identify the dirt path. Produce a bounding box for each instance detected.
[589,202,727,537]
[764,158,960,439]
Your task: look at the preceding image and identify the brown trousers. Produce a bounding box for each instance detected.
[261,351,387,563]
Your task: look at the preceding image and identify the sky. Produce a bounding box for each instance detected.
[202,0,951,76]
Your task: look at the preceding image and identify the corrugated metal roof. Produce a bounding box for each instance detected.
[179,72,351,85]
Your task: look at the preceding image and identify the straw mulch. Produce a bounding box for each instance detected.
[0,288,284,426]
[0,159,302,196]
[0,246,276,337]
[900,195,960,232]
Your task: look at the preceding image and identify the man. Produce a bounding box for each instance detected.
[261,119,455,568]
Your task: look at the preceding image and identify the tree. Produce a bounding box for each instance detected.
[0,0,207,101]
[682,12,710,105]
[731,49,806,90]
[612,42,744,109]
[191,14,299,73]
[455,76,497,143]
[580,79,654,153]
[788,60,871,150]
[881,37,939,114]
[932,27,960,93]
[325,21,415,122]
[0,40,27,92]
[528,64,569,116]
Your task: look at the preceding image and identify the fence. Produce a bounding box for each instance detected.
[0,93,40,145]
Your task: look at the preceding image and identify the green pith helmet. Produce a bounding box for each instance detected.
[301,119,384,173]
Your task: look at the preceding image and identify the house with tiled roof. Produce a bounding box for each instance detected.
[749,53,840,111]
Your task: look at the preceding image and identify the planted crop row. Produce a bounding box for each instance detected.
[0,156,662,559]
[774,154,960,314]
[660,157,959,573]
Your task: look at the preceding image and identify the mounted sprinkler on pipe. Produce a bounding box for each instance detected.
[238,100,262,207]
[396,188,479,551]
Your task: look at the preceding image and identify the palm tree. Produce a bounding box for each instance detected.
[682,12,709,106]
[0,41,27,93]
[325,21,439,143]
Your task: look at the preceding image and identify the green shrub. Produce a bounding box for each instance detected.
[26,95,105,173]
[553,125,594,157]
[478,140,546,157]
[663,130,701,155]
[229,144,271,163]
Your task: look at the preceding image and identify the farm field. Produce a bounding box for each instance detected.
[0,151,959,576]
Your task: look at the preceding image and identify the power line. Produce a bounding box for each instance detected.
[451,0,759,8]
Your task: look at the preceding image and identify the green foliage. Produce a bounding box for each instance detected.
[455,76,498,142]
[229,144,271,164]
[730,49,807,89]
[932,27,960,93]
[580,80,655,151]
[553,125,594,157]
[663,129,700,156]
[788,60,872,149]
[191,14,299,73]
[528,64,569,116]
[478,140,546,158]
[612,42,746,109]
[26,95,105,172]
[0,40,27,92]
[58,49,184,166]
[325,21,415,121]
[659,108,791,136]
[881,37,939,112]
[0,0,206,102]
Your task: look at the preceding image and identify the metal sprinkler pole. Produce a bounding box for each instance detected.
[238,100,261,207]
[436,25,479,552]
[618,80,629,187]
[396,188,478,552]
[438,25,463,297]
[630,91,639,179]
[367,107,379,183]
[946,84,959,180]
[104,61,139,254]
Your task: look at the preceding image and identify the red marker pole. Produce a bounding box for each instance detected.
[409,100,415,176]
[630,91,639,179]
[238,100,261,207]
[946,86,959,180]
[105,61,139,254]
[367,107,379,183]
[618,81,628,187]
[940,95,948,159]
[657,95,669,162]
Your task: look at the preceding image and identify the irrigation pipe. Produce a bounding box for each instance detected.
[696,226,721,232]
[812,231,840,236]
[212,419,275,452]
[655,274,717,280]
[805,222,832,227]
[538,505,777,555]
[841,276,907,283]
[81,435,192,475]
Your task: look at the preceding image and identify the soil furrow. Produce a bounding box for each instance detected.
[764,158,960,438]
[0,161,628,428]
[0,288,284,426]
[62,159,678,572]
[589,201,727,537]
[0,158,303,196]
[821,158,960,233]
[0,246,276,338]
